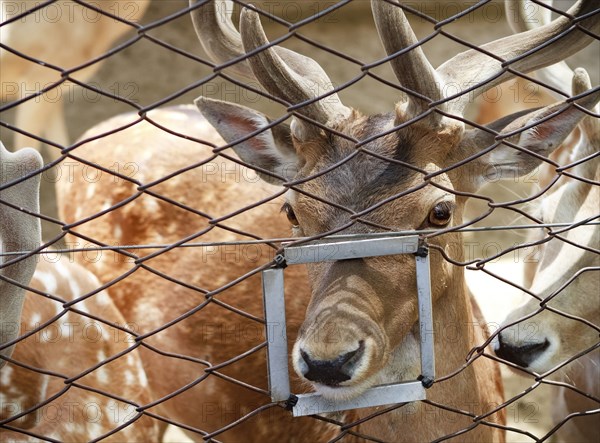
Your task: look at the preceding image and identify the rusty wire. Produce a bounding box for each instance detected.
[1,0,599,442]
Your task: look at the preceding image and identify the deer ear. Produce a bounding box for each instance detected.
[465,89,600,188]
[195,97,297,184]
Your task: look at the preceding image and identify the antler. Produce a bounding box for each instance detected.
[571,67,600,181]
[0,142,42,366]
[506,1,598,180]
[190,0,255,80]
[239,8,352,126]
[373,0,599,119]
[190,0,351,127]
[505,0,579,99]
[192,0,597,133]
[437,0,599,115]
[371,0,445,124]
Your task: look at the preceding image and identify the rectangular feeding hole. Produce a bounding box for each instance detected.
[262,234,434,416]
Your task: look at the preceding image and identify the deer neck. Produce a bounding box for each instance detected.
[357,269,500,441]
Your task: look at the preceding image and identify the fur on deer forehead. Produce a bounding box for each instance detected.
[283,111,462,232]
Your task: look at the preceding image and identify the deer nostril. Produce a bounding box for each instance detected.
[495,333,550,368]
[300,341,365,386]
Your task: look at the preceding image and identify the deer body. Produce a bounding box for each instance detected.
[494,74,599,443]
[1,258,160,442]
[56,106,343,442]
[0,144,158,441]
[495,101,599,442]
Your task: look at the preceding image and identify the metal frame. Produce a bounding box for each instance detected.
[262,234,435,417]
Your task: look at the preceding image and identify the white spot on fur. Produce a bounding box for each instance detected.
[0,365,13,385]
[96,365,110,384]
[54,260,70,279]
[143,198,159,212]
[113,224,122,239]
[68,278,82,299]
[166,223,178,234]
[96,291,110,306]
[38,374,49,399]
[29,312,42,326]
[126,354,135,366]
[101,326,110,342]
[89,422,103,436]
[133,301,165,324]
[124,369,135,385]
[101,200,112,211]
[85,183,96,199]
[97,350,107,363]
[35,271,58,293]
[137,362,148,388]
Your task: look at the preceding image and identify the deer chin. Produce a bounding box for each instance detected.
[310,376,379,401]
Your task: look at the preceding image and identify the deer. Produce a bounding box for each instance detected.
[0,142,160,441]
[492,2,600,441]
[0,0,151,161]
[494,68,599,441]
[54,0,599,441]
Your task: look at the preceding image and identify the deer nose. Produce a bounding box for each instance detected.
[494,333,550,368]
[299,341,365,386]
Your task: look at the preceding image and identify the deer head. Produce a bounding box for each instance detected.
[493,1,600,374]
[191,0,599,399]
[0,142,42,367]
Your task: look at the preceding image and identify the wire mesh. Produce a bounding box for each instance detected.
[1,0,599,442]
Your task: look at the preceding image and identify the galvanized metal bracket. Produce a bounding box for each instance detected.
[262,234,435,417]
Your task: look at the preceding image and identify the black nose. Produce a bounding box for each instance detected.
[300,342,365,386]
[495,334,550,368]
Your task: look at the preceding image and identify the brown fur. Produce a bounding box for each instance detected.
[56,107,343,442]
[0,259,160,442]
[286,114,506,441]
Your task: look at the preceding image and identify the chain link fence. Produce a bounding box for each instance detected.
[1,1,599,442]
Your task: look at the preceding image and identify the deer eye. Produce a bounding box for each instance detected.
[428,201,454,226]
[282,202,299,227]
